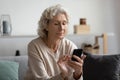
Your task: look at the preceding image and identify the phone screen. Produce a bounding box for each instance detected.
[71,49,83,62]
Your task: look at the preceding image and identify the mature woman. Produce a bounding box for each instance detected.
[25,4,85,80]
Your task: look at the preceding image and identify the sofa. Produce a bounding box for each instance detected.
[0,35,94,80]
[0,54,120,80]
[0,55,28,80]
[0,34,119,80]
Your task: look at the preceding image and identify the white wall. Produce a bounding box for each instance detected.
[111,0,120,52]
[0,0,117,35]
[0,0,120,56]
[0,34,117,56]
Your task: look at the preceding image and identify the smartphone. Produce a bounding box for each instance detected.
[71,49,83,62]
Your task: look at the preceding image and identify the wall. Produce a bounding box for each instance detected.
[0,0,117,35]
[0,0,120,56]
[112,0,120,52]
[0,36,34,56]
[0,34,117,56]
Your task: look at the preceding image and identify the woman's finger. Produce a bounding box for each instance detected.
[68,60,82,68]
[72,55,83,63]
[81,54,86,60]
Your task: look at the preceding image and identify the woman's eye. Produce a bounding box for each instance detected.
[53,21,67,26]
[54,23,59,25]
[62,22,67,25]
[54,22,59,25]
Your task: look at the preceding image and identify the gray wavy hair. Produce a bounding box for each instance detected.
[37,4,69,38]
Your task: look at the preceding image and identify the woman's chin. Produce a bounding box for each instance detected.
[58,35,65,39]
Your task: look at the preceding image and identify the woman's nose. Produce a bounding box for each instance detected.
[59,24,64,30]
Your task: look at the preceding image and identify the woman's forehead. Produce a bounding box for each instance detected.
[51,14,67,21]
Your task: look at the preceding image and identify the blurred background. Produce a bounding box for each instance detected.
[0,0,120,56]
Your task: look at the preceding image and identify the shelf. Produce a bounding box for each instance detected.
[0,33,114,38]
[0,35,38,38]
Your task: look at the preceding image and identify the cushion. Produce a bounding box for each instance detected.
[0,61,19,80]
[14,56,28,80]
[83,53,120,80]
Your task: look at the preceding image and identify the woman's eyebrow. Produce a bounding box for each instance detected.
[52,20,68,23]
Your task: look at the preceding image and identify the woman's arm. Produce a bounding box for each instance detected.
[27,42,63,80]
[28,55,63,80]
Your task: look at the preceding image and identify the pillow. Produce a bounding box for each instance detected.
[0,61,19,80]
[83,53,120,80]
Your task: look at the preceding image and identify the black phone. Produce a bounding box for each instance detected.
[71,49,83,62]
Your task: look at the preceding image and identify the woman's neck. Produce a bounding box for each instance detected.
[43,37,61,53]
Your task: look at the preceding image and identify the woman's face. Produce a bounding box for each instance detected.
[47,13,68,39]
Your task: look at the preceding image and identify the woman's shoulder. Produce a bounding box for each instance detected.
[28,37,42,46]
[63,37,74,43]
[62,37,77,47]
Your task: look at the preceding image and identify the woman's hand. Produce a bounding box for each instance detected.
[67,54,86,80]
[57,55,70,79]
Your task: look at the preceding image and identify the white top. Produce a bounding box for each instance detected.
[24,37,82,80]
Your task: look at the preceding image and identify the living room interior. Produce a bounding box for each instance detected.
[0,0,120,56]
[0,0,120,80]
